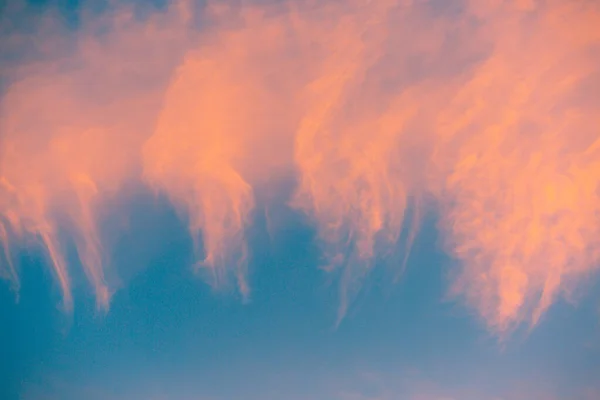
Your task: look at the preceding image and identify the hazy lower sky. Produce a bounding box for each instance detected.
[1,0,600,399]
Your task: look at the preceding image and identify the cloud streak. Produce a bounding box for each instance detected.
[0,0,599,334]
[431,0,600,332]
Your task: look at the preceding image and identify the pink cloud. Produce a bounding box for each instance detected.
[1,0,599,335]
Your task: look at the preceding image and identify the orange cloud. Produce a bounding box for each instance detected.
[0,0,188,310]
[142,2,306,297]
[291,0,600,330]
[431,0,600,333]
[141,45,257,296]
[1,0,599,335]
[292,0,460,320]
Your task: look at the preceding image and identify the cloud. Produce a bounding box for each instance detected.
[142,1,303,297]
[292,0,600,332]
[1,0,599,334]
[0,0,189,310]
[290,0,429,320]
[430,0,600,333]
[332,368,568,400]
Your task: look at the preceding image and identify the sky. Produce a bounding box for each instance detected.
[1,0,600,399]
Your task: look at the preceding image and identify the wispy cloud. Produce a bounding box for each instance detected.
[1,0,599,335]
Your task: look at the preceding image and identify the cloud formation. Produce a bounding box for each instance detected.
[431,0,600,332]
[0,0,599,334]
[0,0,188,310]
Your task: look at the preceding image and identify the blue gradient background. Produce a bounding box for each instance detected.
[2,187,600,399]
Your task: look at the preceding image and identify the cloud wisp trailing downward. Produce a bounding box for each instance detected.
[0,0,190,310]
[430,0,600,332]
[0,0,599,334]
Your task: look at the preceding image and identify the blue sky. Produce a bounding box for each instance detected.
[2,191,600,399]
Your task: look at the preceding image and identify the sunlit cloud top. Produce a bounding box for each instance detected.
[1,0,599,337]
